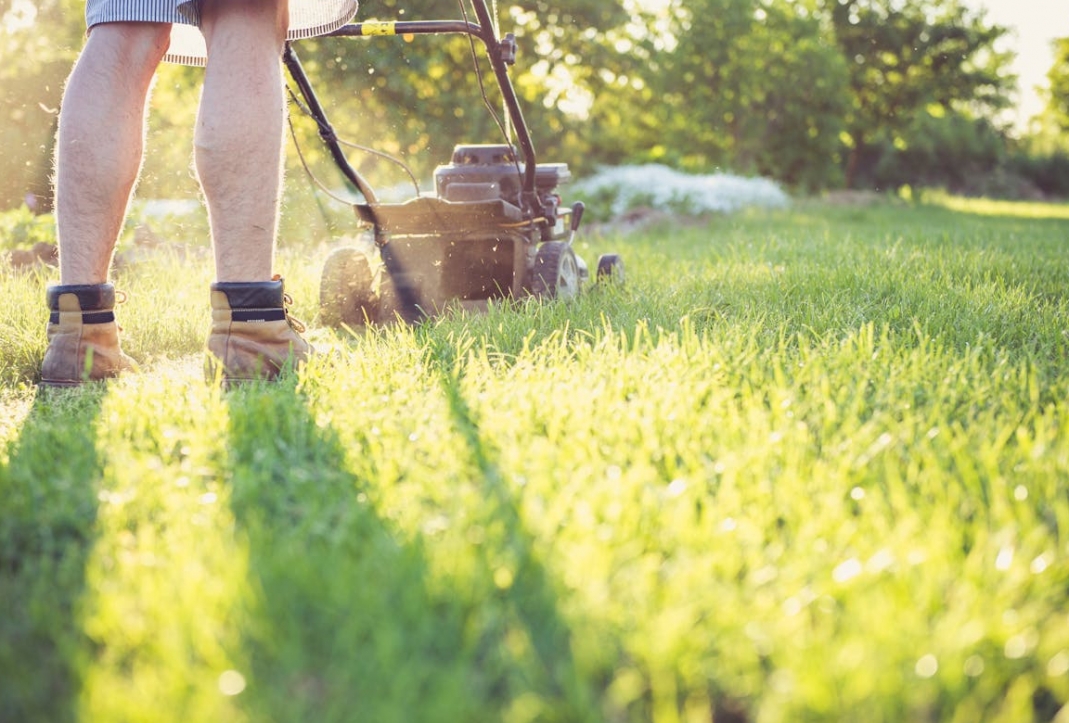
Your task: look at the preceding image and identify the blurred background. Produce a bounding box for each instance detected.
[1,0,1068,221]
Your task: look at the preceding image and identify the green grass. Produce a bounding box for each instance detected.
[2,198,1069,722]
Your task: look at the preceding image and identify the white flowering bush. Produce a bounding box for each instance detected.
[571,164,790,220]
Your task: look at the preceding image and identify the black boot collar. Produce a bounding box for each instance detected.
[211,279,285,309]
[46,283,116,311]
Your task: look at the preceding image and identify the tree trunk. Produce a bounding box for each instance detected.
[844,135,863,189]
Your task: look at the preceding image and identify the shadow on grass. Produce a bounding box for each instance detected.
[223,380,478,722]
[434,365,597,719]
[223,371,595,722]
[0,388,106,722]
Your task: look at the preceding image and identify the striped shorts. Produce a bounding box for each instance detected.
[85,0,358,65]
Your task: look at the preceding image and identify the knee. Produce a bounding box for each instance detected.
[201,0,289,53]
[87,22,172,74]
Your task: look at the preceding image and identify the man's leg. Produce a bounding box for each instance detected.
[197,0,311,385]
[42,22,169,386]
[54,22,171,285]
[195,0,289,282]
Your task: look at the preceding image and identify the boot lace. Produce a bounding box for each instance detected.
[282,292,307,334]
[270,275,307,334]
[115,289,128,332]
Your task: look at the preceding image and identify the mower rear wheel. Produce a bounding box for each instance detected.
[531,241,581,300]
[320,247,376,327]
[596,253,625,284]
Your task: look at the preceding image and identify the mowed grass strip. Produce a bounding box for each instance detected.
[0,198,1067,722]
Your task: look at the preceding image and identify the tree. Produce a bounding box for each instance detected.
[588,0,850,190]
[1009,36,1069,199]
[828,0,1014,188]
[1041,37,1069,136]
[678,0,850,189]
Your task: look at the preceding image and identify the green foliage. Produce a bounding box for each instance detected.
[575,0,1021,193]
[861,99,1069,200]
[0,0,84,210]
[653,0,850,190]
[1044,37,1069,135]
[1006,150,1069,199]
[0,205,55,250]
[829,0,1014,188]
[577,0,844,188]
[3,199,1069,721]
[1026,36,1069,158]
[862,110,1027,197]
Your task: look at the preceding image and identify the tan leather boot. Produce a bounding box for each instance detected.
[40,283,137,387]
[206,277,312,384]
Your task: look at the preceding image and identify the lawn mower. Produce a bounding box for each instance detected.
[282,0,623,326]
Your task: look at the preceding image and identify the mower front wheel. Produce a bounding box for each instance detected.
[596,253,625,284]
[320,246,376,327]
[531,241,581,300]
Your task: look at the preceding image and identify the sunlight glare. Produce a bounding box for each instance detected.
[531,59,594,120]
[631,0,672,14]
[218,670,246,696]
[2,0,37,32]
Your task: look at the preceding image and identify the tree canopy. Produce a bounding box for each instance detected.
[622,0,851,190]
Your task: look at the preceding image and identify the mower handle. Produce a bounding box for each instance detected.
[317,8,543,214]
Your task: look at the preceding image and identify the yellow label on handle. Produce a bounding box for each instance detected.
[360,21,397,36]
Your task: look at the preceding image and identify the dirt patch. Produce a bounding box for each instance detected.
[820,190,896,206]
[6,242,57,271]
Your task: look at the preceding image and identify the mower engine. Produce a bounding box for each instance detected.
[436,144,570,241]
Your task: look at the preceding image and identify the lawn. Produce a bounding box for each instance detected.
[1,197,1068,722]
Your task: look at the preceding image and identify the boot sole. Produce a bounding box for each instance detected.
[39,379,86,388]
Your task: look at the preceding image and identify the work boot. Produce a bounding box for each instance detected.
[206,277,312,385]
[40,283,137,387]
